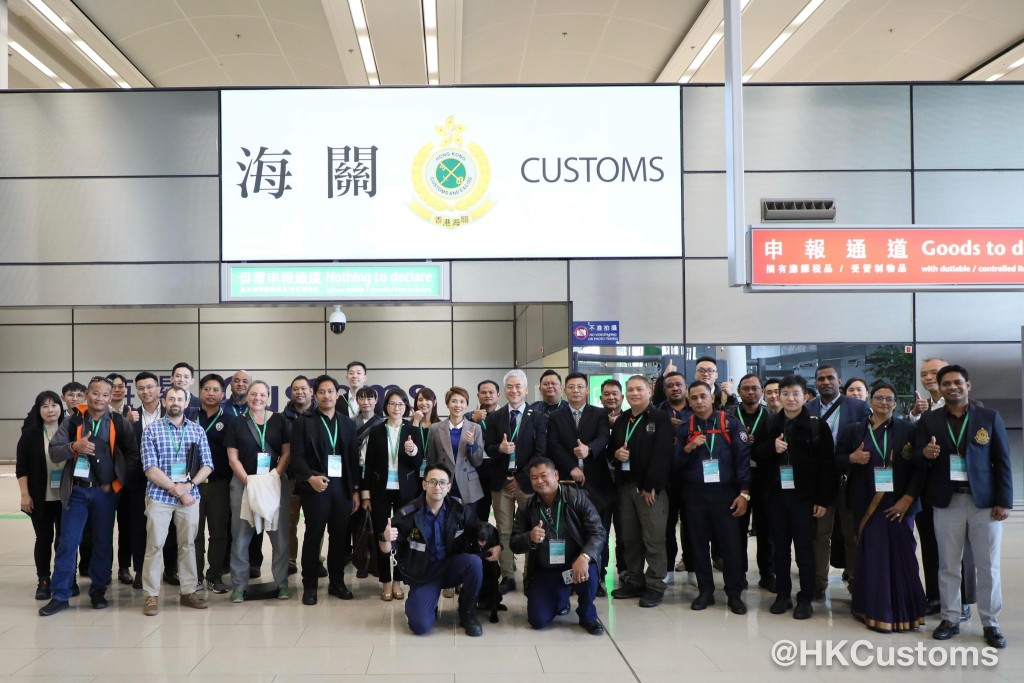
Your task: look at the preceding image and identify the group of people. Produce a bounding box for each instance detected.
[14,356,1011,647]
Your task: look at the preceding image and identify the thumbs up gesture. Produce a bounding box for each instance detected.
[74,431,96,455]
[530,518,546,544]
[663,358,677,377]
[614,444,630,462]
[573,438,590,459]
[923,435,940,459]
[384,517,398,542]
[404,435,416,454]
[775,433,788,454]
[911,390,929,417]
[850,441,871,465]
[500,432,515,454]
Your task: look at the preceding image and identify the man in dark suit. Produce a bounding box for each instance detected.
[546,372,614,595]
[805,364,871,598]
[484,369,547,594]
[915,364,1011,649]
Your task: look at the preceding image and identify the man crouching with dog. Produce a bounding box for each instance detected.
[511,457,607,635]
[379,464,499,637]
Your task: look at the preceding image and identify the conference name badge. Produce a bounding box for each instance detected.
[975,428,990,445]
[410,116,493,228]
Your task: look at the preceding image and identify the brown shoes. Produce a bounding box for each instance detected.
[180,592,209,610]
[143,596,159,616]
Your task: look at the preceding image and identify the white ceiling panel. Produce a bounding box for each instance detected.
[155,58,232,87]
[287,58,347,86]
[596,17,680,72]
[73,0,186,42]
[462,57,522,84]
[175,0,263,18]
[219,53,296,85]
[190,16,281,57]
[524,12,610,55]
[585,54,660,83]
[268,20,342,69]
[519,51,590,83]
[116,22,212,78]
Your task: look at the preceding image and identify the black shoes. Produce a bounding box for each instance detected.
[596,583,606,598]
[960,604,972,622]
[690,592,716,611]
[925,598,941,615]
[611,583,644,600]
[35,579,51,601]
[581,620,605,636]
[328,581,354,600]
[208,580,229,594]
[459,606,483,637]
[813,587,826,601]
[163,571,180,586]
[90,591,108,609]
[498,577,516,595]
[39,599,69,616]
[132,574,143,590]
[118,568,134,585]
[793,601,813,620]
[769,596,793,614]
[288,563,298,576]
[302,586,318,605]
[356,568,369,579]
[316,564,329,578]
[983,626,1006,649]
[727,596,747,615]
[758,577,777,593]
[556,603,570,616]
[932,620,960,640]
[638,589,663,608]
[71,582,81,597]
[250,566,262,578]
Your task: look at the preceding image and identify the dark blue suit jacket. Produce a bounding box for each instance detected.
[806,395,871,453]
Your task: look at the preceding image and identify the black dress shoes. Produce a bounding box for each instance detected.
[38,599,69,617]
[769,596,793,614]
[727,596,747,615]
[90,591,108,609]
[611,583,644,599]
[925,599,941,616]
[932,620,960,640]
[498,577,516,595]
[71,582,81,597]
[793,601,813,620]
[35,579,51,601]
[639,589,663,608]
[302,586,318,605]
[132,574,143,590]
[581,621,605,636]
[328,581,354,600]
[316,564,329,578]
[758,577,778,593]
[596,583,607,598]
[983,626,1006,649]
[118,568,134,585]
[690,592,716,611]
[163,571,180,586]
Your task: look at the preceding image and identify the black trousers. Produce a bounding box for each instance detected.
[371,489,404,583]
[749,480,774,582]
[196,478,231,580]
[684,484,745,597]
[767,489,816,602]
[30,500,63,580]
[665,474,688,570]
[300,479,352,586]
[597,506,613,580]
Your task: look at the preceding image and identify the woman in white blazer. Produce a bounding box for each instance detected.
[427,386,485,519]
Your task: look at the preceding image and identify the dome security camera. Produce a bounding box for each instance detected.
[329,305,347,335]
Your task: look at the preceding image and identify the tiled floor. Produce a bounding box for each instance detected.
[1,468,1021,682]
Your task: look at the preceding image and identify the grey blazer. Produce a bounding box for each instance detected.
[427,419,485,504]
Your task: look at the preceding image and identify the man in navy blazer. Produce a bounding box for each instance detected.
[915,365,1011,649]
[805,365,871,598]
[484,369,547,594]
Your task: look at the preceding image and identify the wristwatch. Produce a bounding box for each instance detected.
[739,492,751,501]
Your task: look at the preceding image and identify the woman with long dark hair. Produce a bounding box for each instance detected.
[16,390,66,600]
[410,387,439,482]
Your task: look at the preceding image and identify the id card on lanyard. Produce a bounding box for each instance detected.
[869,422,893,492]
[322,416,342,478]
[702,459,720,483]
[74,456,91,479]
[49,469,62,489]
[948,415,969,482]
[252,415,271,475]
[622,415,645,472]
[780,465,795,489]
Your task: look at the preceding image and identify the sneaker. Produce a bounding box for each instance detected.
[288,563,298,576]
[35,578,51,601]
[639,588,664,608]
[208,580,229,594]
[90,591,108,609]
[38,598,69,616]
[278,585,291,600]
[230,590,245,603]
[143,596,159,616]
[180,592,208,609]
[249,566,262,578]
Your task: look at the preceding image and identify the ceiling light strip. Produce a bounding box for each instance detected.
[423,0,439,85]
[743,0,825,82]
[9,40,72,88]
[347,0,380,85]
[27,0,131,87]
[678,0,751,84]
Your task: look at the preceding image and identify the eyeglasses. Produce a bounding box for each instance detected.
[89,376,113,386]
[425,479,449,488]
[695,367,717,376]
[871,396,896,404]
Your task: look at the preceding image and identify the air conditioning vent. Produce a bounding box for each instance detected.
[761,198,836,222]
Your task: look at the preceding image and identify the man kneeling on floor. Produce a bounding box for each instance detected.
[379,464,499,636]
[511,458,606,635]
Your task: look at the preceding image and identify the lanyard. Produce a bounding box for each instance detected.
[947,413,969,453]
[744,407,764,435]
[509,408,524,441]
[624,414,645,444]
[164,418,186,457]
[230,403,248,417]
[320,415,339,453]
[540,488,563,537]
[203,408,223,434]
[867,420,890,466]
[89,416,104,436]
[698,415,717,459]
[251,414,268,451]
[419,425,429,457]
[387,423,402,468]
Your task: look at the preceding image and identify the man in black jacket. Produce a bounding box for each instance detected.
[379,464,498,637]
[510,458,606,635]
[609,375,673,608]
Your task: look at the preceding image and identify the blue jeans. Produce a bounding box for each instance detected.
[526,563,599,628]
[51,485,119,601]
[405,554,482,635]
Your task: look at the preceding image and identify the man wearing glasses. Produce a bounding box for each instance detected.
[41,376,139,616]
[379,464,498,637]
[693,357,738,411]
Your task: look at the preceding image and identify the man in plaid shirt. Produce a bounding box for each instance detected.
[140,386,214,616]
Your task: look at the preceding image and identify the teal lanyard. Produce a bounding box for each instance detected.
[164,418,186,457]
[203,408,223,435]
[509,409,524,441]
[745,407,764,435]
[699,415,717,459]
[624,414,645,444]
[868,420,890,466]
[947,414,969,454]
[252,415,268,451]
[419,425,428,457]
[387,424,401,468]
[320,415,338,453]
[540,487,563,537]
[89,416,103,436]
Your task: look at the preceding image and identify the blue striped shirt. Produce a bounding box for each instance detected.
[142,417,213,505]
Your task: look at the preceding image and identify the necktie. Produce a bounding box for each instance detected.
[510,409,520,435]
[573,409,581,427]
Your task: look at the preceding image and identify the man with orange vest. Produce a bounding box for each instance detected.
[40,376,139,616]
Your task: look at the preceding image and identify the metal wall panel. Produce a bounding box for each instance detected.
[0,326,72,372]
[326,321,452,369]
[914,342,1021,415]
[201,323,324,370]
[0,177,219,263]
[327,368,455,406]
[569,259,683,343]
[913,171,1024,224]
[0,91,218,176]
[0,309,71,324]
[452,261,567,303]
[916,292,1024,343]
[684,85,912,172]
[74,323,199,372]
[0,264,219,306]
[340,305,453,322]
[453,321,514,368]
[74,308,200,324]
[453,305,515,321]
[684,259,913,344]
[0,372,73,419]
[684,172,912,258]
[913,85,1024,170]
[200,307,324,323]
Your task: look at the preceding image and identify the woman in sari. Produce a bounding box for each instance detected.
[836,380,926,632]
